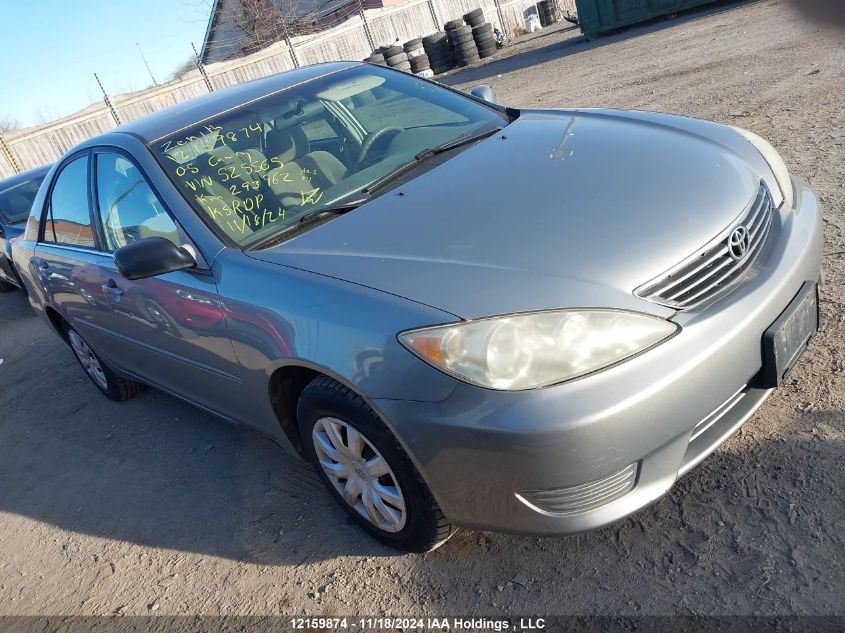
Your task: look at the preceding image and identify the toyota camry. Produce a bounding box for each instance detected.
[13,62,822,552]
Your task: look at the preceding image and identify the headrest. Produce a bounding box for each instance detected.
[266,126,309,164]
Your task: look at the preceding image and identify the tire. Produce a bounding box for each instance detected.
[426,51,449,64]
[64,324,143,401]
[450,25,472,37]
[0,279,16,293]
[456,43,478,56]
[364,54,385,64]
[386,52,408,66]
[424,39,449,53]
[394,61,412,72]
[455,54,480,66]
[384,45,403,57]
[403,38,422,51]
[410,56,430,72]
[463,8,484,23]
[444,18,464,30]
[454,32,475,45]
[423,32,446,45]
[474,33,495,46]
[428,55,451,69]
[298,376,457,552]
[478,45,497,58]
[472,22,492,36]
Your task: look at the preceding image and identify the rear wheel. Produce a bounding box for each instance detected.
[298,376,457,552]
[65,325,143,401]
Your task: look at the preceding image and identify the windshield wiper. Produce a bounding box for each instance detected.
[363,127,501,196]
[248,197,368,250]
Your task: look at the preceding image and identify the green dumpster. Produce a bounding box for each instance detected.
[574,0,721,38]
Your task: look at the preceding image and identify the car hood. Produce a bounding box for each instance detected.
[248,109,778,319]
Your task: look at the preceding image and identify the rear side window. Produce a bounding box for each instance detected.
[43,157,95,248]
[95,153,179,252]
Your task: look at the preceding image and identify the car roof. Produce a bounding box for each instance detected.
[111,61,361,145]
[0,163,53,190]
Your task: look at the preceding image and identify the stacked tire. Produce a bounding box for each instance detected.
[467,12,497,60]
[537,0,558,27]
[463,8,486,27]
[404,38,433,77]
[448,24,478,67]
[382,44,411,72]
[423,32,452,74]
[363,50,387,66]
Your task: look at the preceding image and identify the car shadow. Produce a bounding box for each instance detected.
[441,0,758,90]
[1,294,842,606]
[0,287,34,324]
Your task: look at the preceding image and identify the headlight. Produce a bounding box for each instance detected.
[399,309,678,391]
[732,126,793,207]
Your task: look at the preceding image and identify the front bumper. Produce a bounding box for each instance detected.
[373,178,823,535]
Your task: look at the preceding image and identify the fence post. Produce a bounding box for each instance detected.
[94,73,121,126]
[427,0,440,30]
[0,135,21,174]
[192,42,214,92]
[492,0,506,32]
[285,34,301,68]
[359,1,376,51]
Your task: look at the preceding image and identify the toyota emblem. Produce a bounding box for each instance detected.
[727,225,751,261]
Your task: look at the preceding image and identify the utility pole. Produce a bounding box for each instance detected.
[192,42,214,92]
[136,41,158,86]
[94,73,121,126]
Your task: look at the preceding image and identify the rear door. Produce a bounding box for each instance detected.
[83,148,245,418]
[34,152,113,330]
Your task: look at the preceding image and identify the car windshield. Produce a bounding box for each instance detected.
[151,65,508,248]
[0,172,47,224]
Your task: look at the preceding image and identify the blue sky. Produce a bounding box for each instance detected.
[0,0,211,128]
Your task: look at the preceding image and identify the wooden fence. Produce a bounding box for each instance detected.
[0,0,575,179]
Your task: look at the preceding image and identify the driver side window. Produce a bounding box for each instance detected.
[95,153,180,252]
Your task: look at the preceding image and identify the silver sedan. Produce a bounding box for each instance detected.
[13,62,822,552]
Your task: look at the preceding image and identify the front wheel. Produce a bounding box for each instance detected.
[65,325,144,401]
[297,376,457,552]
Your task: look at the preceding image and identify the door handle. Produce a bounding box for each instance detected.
[102,279,124,297]
[39,261,52,277]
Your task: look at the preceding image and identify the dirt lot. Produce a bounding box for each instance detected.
[0,0,843,618]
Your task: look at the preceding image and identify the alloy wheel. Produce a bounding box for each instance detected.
[312,416,407,532]
[68,330,108,391]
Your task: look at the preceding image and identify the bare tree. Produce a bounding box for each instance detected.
[0,118,18,133]
[231,0,323,54]
[169,57,198,82]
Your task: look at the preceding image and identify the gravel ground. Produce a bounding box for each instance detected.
[0,0,842,618]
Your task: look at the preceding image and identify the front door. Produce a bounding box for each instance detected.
[45,149,246,421]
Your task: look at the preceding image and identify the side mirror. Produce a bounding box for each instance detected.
[470,84,496,103]
[114,237,196,280]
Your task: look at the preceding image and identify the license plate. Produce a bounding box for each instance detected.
[760,282,818,388]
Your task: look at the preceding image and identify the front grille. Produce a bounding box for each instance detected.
[636,183,774,310]
[517,462,638,516]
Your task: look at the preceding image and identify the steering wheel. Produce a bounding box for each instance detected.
[356,126,403,167]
